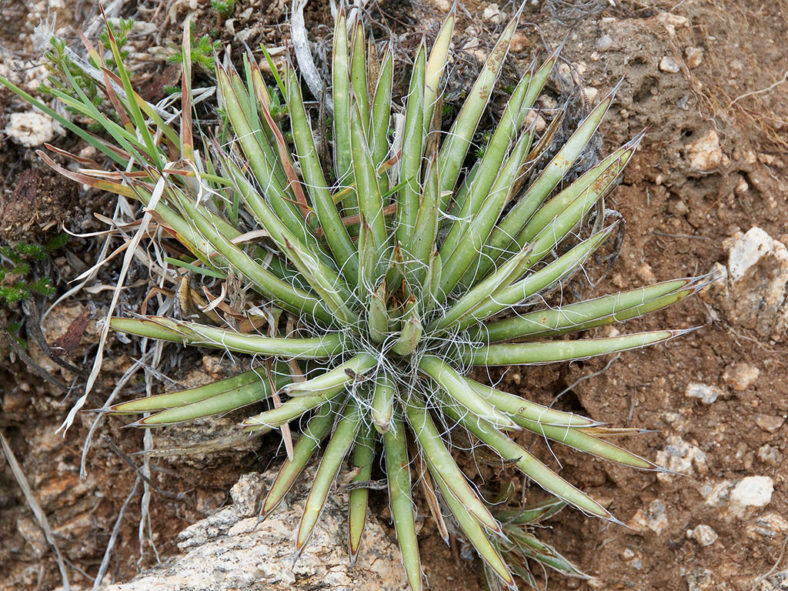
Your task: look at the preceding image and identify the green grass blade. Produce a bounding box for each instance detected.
[383,415,422,591]
[349,421,376,562]
[0,76,128,166]
[462,329,686,366]
[258,402,338,518]
[296,398,361,553]
[110,317,345,358]
[405,392,503,533]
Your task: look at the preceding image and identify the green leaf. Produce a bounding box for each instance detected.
[462,329,686,366]
[258,402,338,518]
[348,421,376,562]
[405,392,502,533]
[383,415,422,591]
[297,398,361,552]
[110,317,345,358]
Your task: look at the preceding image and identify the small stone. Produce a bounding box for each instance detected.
[595,34,613,51]
[687,524,718,546]
[646,499,669,534]
[687,129,724,171]
[637,262,656,283]
[230,472,266,518]
[734,177,749,195]
[700,480,733,507]
[482,3,504,24]
[524,110,546,133]
[657,435,708,482]
[757,444,781,466]
[723,363,760,390]
[729,476,774,518]
[5,111,60,147]
[728,227,776,281]
[748,513,788,539]
[685,47,704,69]
[659,56,681,73]
[755,414,784,433]
[685,382,723,404]
[582,86,599,102]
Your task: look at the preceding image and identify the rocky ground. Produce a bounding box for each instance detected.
[0,1,786,590]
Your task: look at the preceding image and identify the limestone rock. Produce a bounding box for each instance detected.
[687,129,723,171]
[102,471,408,591]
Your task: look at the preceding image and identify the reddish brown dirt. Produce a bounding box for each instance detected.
[1,1,786,591]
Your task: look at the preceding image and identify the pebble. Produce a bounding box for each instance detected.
[727,227,785,281]
[524,110,546,133]
[723,363,760,390]
[729,476,774,518]
[685,46,704,68]
[482,4,504,24]
[687,129,724,172]
[748,513,788,539]
[686,524,718,546]
[627,499,669,534]
[685,382,724,404]
[755,414,785,433]
[5,111,61,147]
[659,56,681,73]
[582,86,599,103]
[757,444,781,466]
[656,435,708,482]
[595,34,613,51]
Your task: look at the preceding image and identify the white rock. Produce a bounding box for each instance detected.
[687,129,723,171]
[728,227,785,281]
[582,86,599,102]
[482,4,504,24]
[722,363,760,390]
[656,435,708,482]
[659,56,681,73]
[595,34,613,51]
[102,470,408,591]
[5,111,60,147]
[729,476,774,518]
[685,46,704,69]
[687,524,718,546]
[685,382,724,404]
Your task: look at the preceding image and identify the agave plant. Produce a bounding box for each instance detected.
[1,7,702,590]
